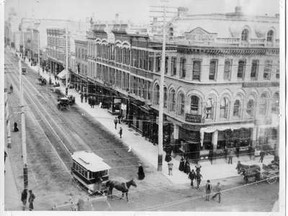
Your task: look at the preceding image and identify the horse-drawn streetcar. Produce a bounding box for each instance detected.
[71,151,111,195]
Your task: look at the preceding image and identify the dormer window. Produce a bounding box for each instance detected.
[241,29,249,41]
[267,30,274,42]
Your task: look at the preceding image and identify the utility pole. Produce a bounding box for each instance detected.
[65,25,69,95]
[5,91,12,149]
[19,58,28,189]
[157,1,168,171]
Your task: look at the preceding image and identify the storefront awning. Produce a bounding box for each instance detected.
[200,122,255,147]
[57,69,68,79]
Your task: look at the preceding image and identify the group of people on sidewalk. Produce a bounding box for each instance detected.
[21,189,36,211]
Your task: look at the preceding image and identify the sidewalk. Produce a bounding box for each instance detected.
[4,146,22,211]
[25,58,275,185]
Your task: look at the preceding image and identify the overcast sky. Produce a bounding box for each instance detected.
[5,0,280,23]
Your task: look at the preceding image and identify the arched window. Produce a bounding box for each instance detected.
[177,92,185,115]
[190,96,200,115]
[205,98,214,119]
[220,97,229,119]
[267,30,274,42]
[164,87,168,108]
[271,92,279,114]
[169,89,176,112]
[154,84,159,105]
[246,99,255,117]
[259,93,268,115]
[233,100,241,117]
[241,29,249,41]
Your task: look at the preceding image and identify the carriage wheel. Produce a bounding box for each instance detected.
[267,176,277,184]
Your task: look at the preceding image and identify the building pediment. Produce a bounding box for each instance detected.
[184,27,217,42]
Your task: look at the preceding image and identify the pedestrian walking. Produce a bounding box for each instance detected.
[84,93,88,103]
[196,172,202,190]
[248,145,254,160]
[188,169,196,187]
[205,180,212,201]
[91,97,95,108]
[88,96,92,108]
[184,159,191,174]
[224,146,228,162]
[168,161,173,175]
[4,151,7,163]
[14,122,19,132]
[21,189,28,210]
[118,114,122,124]
[228,149,234,164]
[137,163,145,180]
[212,182,222,203]
[10,84,13,93]
[179,156,185,172]
[28,190,36,211]
[114,117,118,129]
[165,153,172,163]
[119,127,123,138]
[259,150,265,163]
[195,164,202,174]
[208,149,214,164]
[80,93,84,103]
[236,146,240,158]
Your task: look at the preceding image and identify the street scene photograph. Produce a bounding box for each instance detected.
[2,0,285,214]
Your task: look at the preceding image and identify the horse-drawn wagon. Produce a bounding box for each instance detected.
[57,97,70,110]
[38,76,47,85]
[236,161,279,184]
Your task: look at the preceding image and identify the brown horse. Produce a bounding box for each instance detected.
[236,161,261,174]
[106,179,137,202]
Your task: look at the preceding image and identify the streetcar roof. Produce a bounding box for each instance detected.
[71,151,111,172]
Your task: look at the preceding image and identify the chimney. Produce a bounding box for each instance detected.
[115,13,119,22]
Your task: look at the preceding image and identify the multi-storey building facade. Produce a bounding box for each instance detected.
[150,6,279,159]
[46,28,70,76]
[70,6,279,161]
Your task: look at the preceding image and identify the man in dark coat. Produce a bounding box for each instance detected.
[80,93,84,103]
[259,150,265,163]
[21,189,28,210]
[179,156,185,172]
[137,163,145,180]
[14,122,19,132]
[188,169,196,187]
[28,190,36,211]
[209,149,214,164]
[184,160,190,174]
[196,172,203,190]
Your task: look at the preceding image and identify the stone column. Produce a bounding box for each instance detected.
[251,127,258,147]
[173,124,179,140]
[212,130,218,151]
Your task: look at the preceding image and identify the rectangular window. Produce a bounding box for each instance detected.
[165,56,169,74]
[209,60,217,80]
[192,60,201,81]
[156,56,161,72]
[171,57,177,76]
[276,61,279,79]
[237,60,246,79]
[180,57,186,78]
[250,60,259,79]
[224,60,232,80]
[263,60,272,80]
[148,53,154,71]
